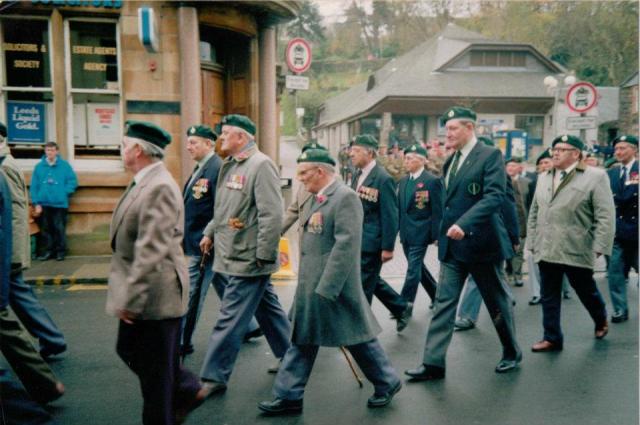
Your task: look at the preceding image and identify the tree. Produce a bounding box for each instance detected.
[285,0,325,44]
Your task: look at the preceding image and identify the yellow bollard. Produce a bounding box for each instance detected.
[272,237,296,280]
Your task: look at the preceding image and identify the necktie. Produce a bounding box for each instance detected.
[620,166,628,185]
[447,151,461,187]
[351,169,362,190]
[122,180,136,199]
[188,164,200,187]
[560,170,567,181]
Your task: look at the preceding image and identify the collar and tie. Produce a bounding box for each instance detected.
[446,151,462,188]
[560,170,567,181]
[351,169,362,190]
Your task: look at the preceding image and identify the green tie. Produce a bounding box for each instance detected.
[405,176,416,203]
[448,151,462,186]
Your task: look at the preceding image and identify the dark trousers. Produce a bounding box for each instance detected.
[39,207,67,256]
[116,318,200,425]
[0,308,60,404]
[538,261,608,345]
[0,368,58,425]
[361,251,407,317]
[607,239,639,314]
[400,244,437,302]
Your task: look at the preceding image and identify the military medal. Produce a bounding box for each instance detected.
[358,186,379,203]
[415,190,429,209]
[307,212,323,234]
[228,217,245,229]
[226,174,246,190]
[192,178,209,199]
[627,171,639,185]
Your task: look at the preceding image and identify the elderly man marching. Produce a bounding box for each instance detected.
[106,121,205,424]
[198,115,291,395]
[606,135,638,324]
[405,107,522,381]
[527,135,615,352]
[259,149,401,415]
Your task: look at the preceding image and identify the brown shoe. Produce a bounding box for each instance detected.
[595,321,609,339]
[175,385,211,424]
[531,340,563,352]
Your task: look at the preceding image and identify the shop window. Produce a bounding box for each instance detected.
[391,115,426,149]
[68,20,120,157]
[1,18,54,159]
[359,116,381,140]
[515,115,544,146]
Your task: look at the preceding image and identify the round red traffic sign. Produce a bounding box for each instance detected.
[285,38,312,74]
[565,82,598,113]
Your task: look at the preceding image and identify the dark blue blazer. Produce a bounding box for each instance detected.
[353,163,399,253]
[0,170,12,310]
[438,142,511,263]
[183,154,222,256]
[608,161,638,242]
[398,169,442,247]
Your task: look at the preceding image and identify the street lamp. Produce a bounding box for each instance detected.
[543,72,576,137]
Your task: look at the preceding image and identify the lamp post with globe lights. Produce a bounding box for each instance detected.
[544,73,577,138]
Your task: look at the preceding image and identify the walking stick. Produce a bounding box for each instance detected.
[340,346,363,388]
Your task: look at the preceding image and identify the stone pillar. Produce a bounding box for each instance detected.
[51,9,68,158]
[178,6,201,184]
[379,112,392,148]
[258,25,278,164]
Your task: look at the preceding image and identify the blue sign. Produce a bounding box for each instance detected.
[7,102,46,144]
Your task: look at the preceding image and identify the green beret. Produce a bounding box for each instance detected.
[441,106,476,125]
[302,141,328,153]
[125,120,171,149]
[0,122,6,138]
[352,134,379,150]
[604,157,619,169]
[505,157,523,164]
[221,114,256,136]
[187,125,217,142]
[536,149,552,165]
[297,148,336,166]
[612,135,638,147]
[551,134,584,151]
[477,136,494,146]
[403,144,427,157]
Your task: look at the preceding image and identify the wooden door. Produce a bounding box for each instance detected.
[201,68,225,128]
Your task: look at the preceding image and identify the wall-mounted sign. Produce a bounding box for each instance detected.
[566,116,597,130]
[566,82,598,113]
[70,21,118,89]
[88,103,120,145]
[138,7,160,53]
[31,0,122,8]
[285,38,312,74]
[7,101,46,144]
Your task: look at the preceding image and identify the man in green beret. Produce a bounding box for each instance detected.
[527,134,615,352]
[535,149,553,173]
[606,135,638,323]
[406,106,521,380]
[107,120,206,423]
[397,145,441,313]
[259,149,401,414]
[349,134,413,332]
[198,114,291,395]
[504,157,531,288]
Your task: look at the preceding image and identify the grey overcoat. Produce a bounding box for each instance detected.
[291,180,381,346]
[0,147,30,269]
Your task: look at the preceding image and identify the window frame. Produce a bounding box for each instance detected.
[0,15,55,168]
[64,16,123,172]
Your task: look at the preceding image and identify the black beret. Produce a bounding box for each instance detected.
[187,125,217,142]
[297,148,336,166]
[125,120,171,149]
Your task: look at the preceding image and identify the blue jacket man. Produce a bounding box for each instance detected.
[397,144,441,306]
[405,107,521,381]
[30,142,77,261]
[606,135,638,323]
[349,135,412,333]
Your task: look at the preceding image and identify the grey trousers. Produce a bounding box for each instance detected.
[423,259,520,368]
[200,274,291,384]
[273,339,400,401]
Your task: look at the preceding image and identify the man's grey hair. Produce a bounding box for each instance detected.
[128,136,164,161]
[229,125,255,143]
[364,146,378,158]
[306,162,335,175]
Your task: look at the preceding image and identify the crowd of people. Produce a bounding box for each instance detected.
[0,107,637,424]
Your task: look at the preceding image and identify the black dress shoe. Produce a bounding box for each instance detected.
[404,364,445,381]
[258,398,303,415]
[243,327,264,342]
[612,310,629,323]
[396,302,413,332]
[495,352,522,374]
[528,296,541,305]
[37,252,53,261]
[367,381,402,407]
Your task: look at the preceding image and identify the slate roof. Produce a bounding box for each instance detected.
[316,23,563,128]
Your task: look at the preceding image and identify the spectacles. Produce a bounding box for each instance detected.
[551,148,578,153]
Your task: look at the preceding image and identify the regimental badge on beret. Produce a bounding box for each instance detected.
[552,134,584,151]
[403,144,427,157]
[187,124,217,142]
[613,135,638,147]
[562,135,568,142]
[621,136,627,141]
[189,127,196,135]
[297,148,336,166]
[441,106,477,125]
[448,110,455,118]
